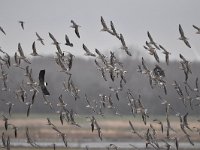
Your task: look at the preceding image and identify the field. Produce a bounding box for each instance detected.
[1,114,200,149]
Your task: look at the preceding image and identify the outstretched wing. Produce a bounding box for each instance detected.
[39,70,50,95]
[0,26,6,35]
[179,24,185,37]
[75,27,80,38]
[192,25,199,30]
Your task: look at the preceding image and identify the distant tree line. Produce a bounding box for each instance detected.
[0,55,199,116]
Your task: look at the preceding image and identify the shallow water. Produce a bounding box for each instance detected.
[2,140,200,149]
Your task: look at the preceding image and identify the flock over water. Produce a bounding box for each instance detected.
[0,16,200,150]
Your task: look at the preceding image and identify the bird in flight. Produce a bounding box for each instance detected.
[65,34,73,47]
[82,44,96,57]
[147,31,160,50]
[70,20,81,38]
[159,44,171,65]
[18,21,25,30]
[36,32,45,45]
[119,33,132,56]
[39,70,50,95]
[31,41,41,56]
[178,24,191,48]
[18,43,31,64]
[192,25,200,34]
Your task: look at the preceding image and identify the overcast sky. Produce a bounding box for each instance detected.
[0,0,200,61]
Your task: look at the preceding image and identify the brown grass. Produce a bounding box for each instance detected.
[1,115,200,142]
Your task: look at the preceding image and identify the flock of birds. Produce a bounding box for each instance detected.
[0,16,200,150]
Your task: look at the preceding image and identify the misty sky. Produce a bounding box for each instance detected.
[0,0,200,61]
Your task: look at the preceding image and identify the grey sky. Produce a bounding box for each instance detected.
[0,0,200,61]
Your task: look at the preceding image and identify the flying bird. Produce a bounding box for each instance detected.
[70,20,81,38]
[144,41,159,63]
[19,21,25,30]
[192,25,200,34]
[39,70,50,95]
[65,34,73,47]
[110,21,120,39]
[36,32,45,45]
[159,44,171,65]
[26,127,39,147]
[147,31,160,50]
[18,43,31,64]
[194,77,199,92]
[31,41,40,56]
[6,102,14,116]
[119,33,132,56]
[8,124,18,138]
[49,32,59,45]
[26,102,32,117]
[100,16,109,32]
[100,16,114,36]
[82,44,96,57]
[178,24,191,48]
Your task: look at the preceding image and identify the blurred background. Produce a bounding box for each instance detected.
[0,0,200,149]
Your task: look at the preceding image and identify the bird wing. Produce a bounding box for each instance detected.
[0,26,6,35]
[65,34,70,44]
[192,25,200,30]
[179,54,187,62]
[32,41,37,54]
[153,51,160,63]
[196,77,199,90]
[49,32,58,43]
[39,70,50,95]
[83,44,90,53]
[36,32,41,39]
[120,34,126,47]
[110,21,118,36]
[21,22,24,30]
[75,27,80,38]
[183,39,191,48]
[147,31,154,42]
[18,43,25,57]
[36,32,44,45]
[39,70,45,84]
[101,16,108,30]
[179,24,185,37]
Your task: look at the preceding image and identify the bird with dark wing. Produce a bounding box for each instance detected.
[0,26,6,35]
[193,25,200,34]
[48,32,60,45]
[159,44,171,65]
[147,31,160,50]
[82,44,96,57]
[36,32,45,45]
[26,127,39,147]
[31,41,40,56]
[179,24,191,48]
[144,41,159,63]
[153,64,165,78]
[6,102,14,116]
[70,20,81,38]
[194,77,199,92]
[39,70,50,95]
[110,21,120,39]
[65,34,73,47]
[17,43,31,64]
[100,16,109,32]
[179,54,192,82]
[19,21,25,30]
[119,33,132,56]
